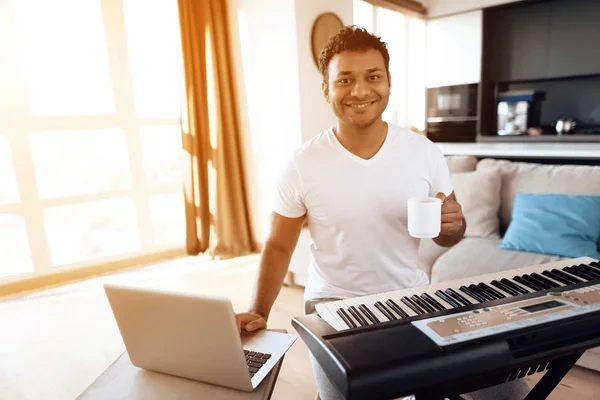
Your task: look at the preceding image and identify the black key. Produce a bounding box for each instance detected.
[348,306,368,326]
[514,276,542,291]
[524,274,552,289]
[402,296,424,315]
[411,295,435,313]
[421,293,446,311]
[254,352,264,358]
[375,301,397,320]
[250,373,255,378]
[491,280,519,296]
[531,272,561,288]
[244,350,249,355]
[501,278,530,294]
[517,369,528,379]
[435,290,460,308]
[552,268,582,284]
[337,308,356,328]
[536,362,549,373]
[386,299,409,318]
[248,367,259,373]
[248,351,256,356]
[479,282,506,299]
[564,266,595,281]
[446,288,472,306]
[575,264,600,279]
[248,361,262,368]
[250,357,266,364]
[526,366,537,376]
[542,270,572,286]
[521,274,548,290]
[262,354,271,359]
[469,284,495,301]
[460,285,486,303]
[589,261,600,272]
[359,304,380,324]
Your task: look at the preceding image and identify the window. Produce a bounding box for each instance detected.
[0,0,186,279]
[353,0,426,131]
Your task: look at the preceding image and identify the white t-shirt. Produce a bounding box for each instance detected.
[273,123,454,302]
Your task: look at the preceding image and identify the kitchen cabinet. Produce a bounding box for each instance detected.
[425,10,482,88]
[547,0,600,78]
[484,2,550,82]
[426,0,480,18]
[426,0,521,18]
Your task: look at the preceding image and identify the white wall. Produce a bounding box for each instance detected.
[294,0,353,143]
[227,0,302,242]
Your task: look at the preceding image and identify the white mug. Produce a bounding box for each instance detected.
[407,196,442,238]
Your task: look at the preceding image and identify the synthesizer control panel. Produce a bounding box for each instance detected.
[412,284,600,347]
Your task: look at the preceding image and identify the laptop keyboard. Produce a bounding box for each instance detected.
[244,350,272,378]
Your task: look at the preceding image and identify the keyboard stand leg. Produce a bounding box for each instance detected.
[524,351,584,400]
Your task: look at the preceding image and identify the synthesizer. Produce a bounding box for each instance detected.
[291,256,600,400]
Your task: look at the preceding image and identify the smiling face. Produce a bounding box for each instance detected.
[322,49,391,130]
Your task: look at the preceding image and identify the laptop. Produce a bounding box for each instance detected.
[103,283,297,392]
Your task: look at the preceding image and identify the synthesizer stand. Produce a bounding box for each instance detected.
[412,350,584,400]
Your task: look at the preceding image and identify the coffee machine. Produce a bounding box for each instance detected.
[497,90,544,136]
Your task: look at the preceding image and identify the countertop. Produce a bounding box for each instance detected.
[435,142,600,159]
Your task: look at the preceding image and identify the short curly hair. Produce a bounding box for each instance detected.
[318,25,390,82]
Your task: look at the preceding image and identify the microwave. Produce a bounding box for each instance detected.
[426,84,479,142]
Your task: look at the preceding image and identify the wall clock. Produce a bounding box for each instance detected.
[311,12,344,68]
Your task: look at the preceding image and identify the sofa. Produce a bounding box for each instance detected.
[287,155,600,373]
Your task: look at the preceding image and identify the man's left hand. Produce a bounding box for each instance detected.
[435,192,464,236]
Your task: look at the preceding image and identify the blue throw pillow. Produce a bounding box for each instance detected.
[500,193,600,259]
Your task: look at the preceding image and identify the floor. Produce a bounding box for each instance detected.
[0,254,598,400]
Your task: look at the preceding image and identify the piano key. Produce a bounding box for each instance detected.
[365,295,392,322]
[542,270,573,286]
[530,272,561,288]
[514,276,542,291]
[321,301,348,331]
[386,299,409,318]
[348,305,369,326]
[500,278,530,294]
[575,264,600,279]
[564,266,595,281]
[435,290,461,308]
[446,288,472,306]
[490,280,519,296]
[359,304,381,324]
[374,301,397,320]
[460,285,486,303]
[523,274,552,289]
[479,282,506,299]
[470,284,496,301]
[336,308,356,328]
[316,257,598,331]
[474,283,500,299]
[401,296,425,315]
[411,295,435,313]
[421,293,447,311]
[552,268,582,284]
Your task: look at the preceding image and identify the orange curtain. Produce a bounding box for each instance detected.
[177,0,257,258]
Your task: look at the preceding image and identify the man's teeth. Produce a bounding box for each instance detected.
[348,102,374,108]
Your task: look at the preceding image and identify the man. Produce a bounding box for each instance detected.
[236,26,528,400]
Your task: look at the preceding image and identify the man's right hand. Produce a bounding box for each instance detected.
[235,312,267,333]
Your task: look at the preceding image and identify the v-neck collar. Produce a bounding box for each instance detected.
[329,123,391,166]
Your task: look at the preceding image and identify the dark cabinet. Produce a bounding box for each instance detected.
[483,0,600,82]
[485,2,551,82]
[547,0,600,78]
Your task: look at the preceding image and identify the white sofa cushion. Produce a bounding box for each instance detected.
[476,159,600,235]
[430,237,567,284]
[451,169,502,238]
[445,155,478,173]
